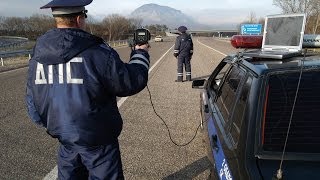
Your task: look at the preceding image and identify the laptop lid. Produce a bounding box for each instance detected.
[262,13,306,52]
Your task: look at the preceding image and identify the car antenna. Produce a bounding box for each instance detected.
[273,48,307,180]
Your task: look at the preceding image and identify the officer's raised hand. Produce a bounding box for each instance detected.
[135,43,150,52]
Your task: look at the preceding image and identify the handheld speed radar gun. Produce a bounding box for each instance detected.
[133,28,151,46]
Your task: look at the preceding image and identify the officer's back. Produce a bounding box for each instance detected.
[26,0,150,179]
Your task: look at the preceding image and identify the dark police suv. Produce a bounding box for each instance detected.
[192,13,320,180]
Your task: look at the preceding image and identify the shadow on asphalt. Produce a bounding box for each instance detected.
[162,156,211,180]
[191,75,211,81]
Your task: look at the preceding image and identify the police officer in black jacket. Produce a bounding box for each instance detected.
[25,0,150,179]
[174,25,194,82]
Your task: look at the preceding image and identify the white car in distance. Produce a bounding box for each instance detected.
[154,35,163,42]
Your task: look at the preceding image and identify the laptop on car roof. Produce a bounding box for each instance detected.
[245,13,306,59]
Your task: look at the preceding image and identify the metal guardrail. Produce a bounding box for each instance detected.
[0,39,129,67]
[0,40,126,58]
[107,40,128,47]
[0,49,32,58]
[0,36,29,48]
[0,49,32,66]
[0,36,28,40]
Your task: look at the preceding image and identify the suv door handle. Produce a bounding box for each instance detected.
[211,134,219,152]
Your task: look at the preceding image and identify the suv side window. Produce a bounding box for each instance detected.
[210,62,231,90]
[229,76,253,146]
[216,66,246,125]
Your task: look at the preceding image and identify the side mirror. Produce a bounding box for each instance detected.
[213,83,219,90]
[192,79,206,89]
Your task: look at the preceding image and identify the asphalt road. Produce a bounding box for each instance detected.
[0,37,237,180]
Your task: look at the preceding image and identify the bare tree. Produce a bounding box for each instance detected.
[85,15,98,35]
[248,11,257,23]
[128,18,143,30]
[28,14,55,39]
[102,14,129,41]
[101,14,142,41]
[144,24,168,36]
[0,16,5,30]
[145,24,157,35]
[0,14,54,39]
[273,0,314,15]
[2,17,24,33]
[1,13,165,41]
[273,0,320,33]
[309,0,320,33]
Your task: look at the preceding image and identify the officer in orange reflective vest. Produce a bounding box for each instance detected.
[173,25,194,82]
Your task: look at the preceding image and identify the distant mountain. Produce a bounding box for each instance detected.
[130,3,211,30]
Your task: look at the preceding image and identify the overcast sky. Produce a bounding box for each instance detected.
[0,0,282,26]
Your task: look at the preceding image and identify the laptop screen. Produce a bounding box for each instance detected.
[262,14,306,51]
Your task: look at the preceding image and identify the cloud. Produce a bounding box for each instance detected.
[0,1,50,17]
[0,0,282,29]
[187,6,282,27]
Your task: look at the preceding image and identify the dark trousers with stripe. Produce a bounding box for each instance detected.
[57,140,124,180]
[177,55,192,81]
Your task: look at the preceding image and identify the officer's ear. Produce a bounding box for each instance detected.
[76,15,85,29]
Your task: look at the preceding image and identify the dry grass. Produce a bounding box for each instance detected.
[0,55,29,72]
[307,48,320,53]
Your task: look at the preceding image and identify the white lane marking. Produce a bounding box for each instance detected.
[149,45,174,73]
[117,45,174,107]
[43,166,57,180]
[43,45,174,180]
[197,39,227,56]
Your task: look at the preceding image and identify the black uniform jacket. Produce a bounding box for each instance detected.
[174,33,193,57]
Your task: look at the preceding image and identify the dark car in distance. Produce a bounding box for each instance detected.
[192,50,320,179]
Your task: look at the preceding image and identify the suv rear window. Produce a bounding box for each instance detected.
[262,70,320,153]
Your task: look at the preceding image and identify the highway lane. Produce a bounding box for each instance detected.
[118,37,232,180]
[197,37,236,55]
[0,68,58,179]
[0,37,236,179]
